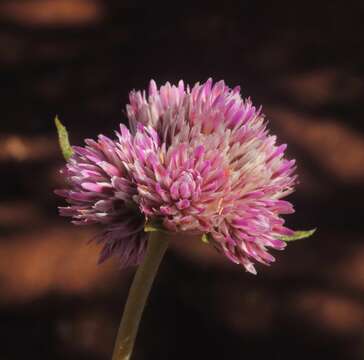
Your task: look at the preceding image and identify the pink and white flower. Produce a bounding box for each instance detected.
[56,79,296,274]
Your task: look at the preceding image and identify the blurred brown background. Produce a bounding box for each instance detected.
[1,0,364,359]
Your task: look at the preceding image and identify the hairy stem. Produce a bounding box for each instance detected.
[111,232,169,360]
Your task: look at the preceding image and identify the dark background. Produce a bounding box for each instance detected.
[1,1,364,359]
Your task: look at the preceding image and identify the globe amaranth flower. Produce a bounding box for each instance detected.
[56,79,296,274]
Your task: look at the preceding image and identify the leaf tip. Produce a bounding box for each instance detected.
[201,233,210,244]
[54,116,73,161]
[280,228,317,242]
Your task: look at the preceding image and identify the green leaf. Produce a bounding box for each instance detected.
[201,233,210,244]
[279,228,316,242]
[144,219,168,234]
[144,224,160,233]
[54,116,73,161]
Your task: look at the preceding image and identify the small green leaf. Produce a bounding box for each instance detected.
[144,219,168,234]
[144,224,160,233]
[55,116,73,161]
[280,228,316,242]
[201,233,210,244]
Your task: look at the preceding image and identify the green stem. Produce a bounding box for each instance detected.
[111,232,169,360]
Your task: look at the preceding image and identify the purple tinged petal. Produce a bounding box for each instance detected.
[268,239,286,250]
[272,159,296,178]
[267,144,287,163]
[231,218,250,228]
[170,181,180,200]
[111,176,134,195]
[98,161,121,177]
[179,181,191,199]
[243,260,257,275]
[155,183,170,202]
[232,85,240,94]
[59,206,79,216]
[176,199,190,210]
[154,164,169,184]
[193,145,205,163]
[199,160,211,176]
[94,200,113,212]
[68,191,104,202]
[54,189,69,198]
[230,108,245,128]
[81,182,112,193]
[160,205,177,215]
[202,180,218,192]
[149,79,158,96]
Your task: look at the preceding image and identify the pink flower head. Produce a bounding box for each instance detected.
[56,79,296,274]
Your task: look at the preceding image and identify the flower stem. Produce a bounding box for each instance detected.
[111,232,169,360]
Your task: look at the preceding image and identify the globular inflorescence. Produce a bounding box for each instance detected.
[56,79,297,274]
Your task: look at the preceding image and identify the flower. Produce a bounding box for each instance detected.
[56,79,296,274]
[55,129,147,266]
